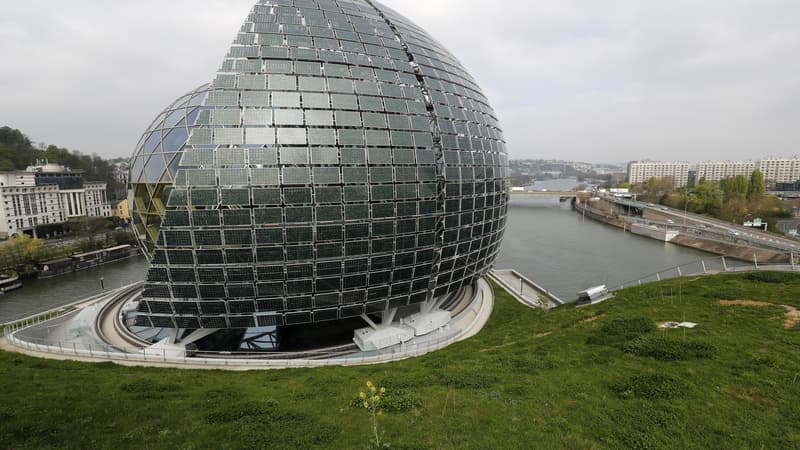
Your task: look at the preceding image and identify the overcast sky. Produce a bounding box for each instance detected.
[1,0,798,163]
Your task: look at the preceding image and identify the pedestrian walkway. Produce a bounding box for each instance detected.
[489,269,564,308]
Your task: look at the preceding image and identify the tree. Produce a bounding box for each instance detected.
[690,180,723,215]
[0,234,44,274]
[721,175,749,199]
[749,170,765,199]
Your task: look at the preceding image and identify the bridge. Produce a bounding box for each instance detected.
[510,190,584,196]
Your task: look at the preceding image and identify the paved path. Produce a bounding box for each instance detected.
[489,269,564,308]
[3,278,496,370]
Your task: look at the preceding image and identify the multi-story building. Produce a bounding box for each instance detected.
[756,158,800,189]
[0,163,111,238]
[112,162,129,185]
[696,160,756,182]
[112,199,130,221]
[627,161,690,188]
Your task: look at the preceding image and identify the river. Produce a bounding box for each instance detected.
[495,178,710,299]
[0,179,712,322]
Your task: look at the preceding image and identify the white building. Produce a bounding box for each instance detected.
[756,158,800,189]
[627,161,690,188]
[0,163,112,238]
[696,160,756,182]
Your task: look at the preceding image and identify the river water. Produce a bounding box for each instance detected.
[0,179,712,322]
[495,178,709,300]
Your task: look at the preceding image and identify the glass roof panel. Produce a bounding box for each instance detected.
[163,128,189,152]
[144,154,167,183]
[143,131,161,155]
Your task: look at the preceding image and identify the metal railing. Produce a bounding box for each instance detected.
[2,279,493,368]
[3,322,462,368]
[612,255,798,292]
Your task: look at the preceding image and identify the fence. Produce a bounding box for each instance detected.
[3,322,464,368]
[2,279,493,369]
[612,255,798,292]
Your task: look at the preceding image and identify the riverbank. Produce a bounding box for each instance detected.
[0,255,150,324]
[573,198,791,263]
[1,273,799,448]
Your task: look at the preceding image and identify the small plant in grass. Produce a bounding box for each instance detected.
[586,317,655,345]
[356,380,388,449]
[745,271,797,284]
[612,373,688,400]
[622,336,716,361]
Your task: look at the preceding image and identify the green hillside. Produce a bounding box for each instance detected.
[0,126,125,200]
[2,272,799,448]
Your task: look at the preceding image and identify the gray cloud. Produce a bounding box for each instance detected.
[0,0,798,163]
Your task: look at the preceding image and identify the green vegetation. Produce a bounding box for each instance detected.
[636,170,791,232]
[2,273,800,448]
[0,222,136,275]
[0,126,125,200]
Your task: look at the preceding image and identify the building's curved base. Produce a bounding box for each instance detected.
[2,277,494,369]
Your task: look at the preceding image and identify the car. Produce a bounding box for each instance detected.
[696,224,707,229]
[727,230,741,236]
[646,203,655,207]
[660,207,668,211]
[666,219,675,224]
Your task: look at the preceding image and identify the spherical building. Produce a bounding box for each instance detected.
[129,0,508,349]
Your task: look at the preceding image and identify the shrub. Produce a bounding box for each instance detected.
[494,356,556,372]
[351,388,420,412]
[602,317,656,334]
[439,373,496,389]
[622,336,716,361]
[702,288,745,299]
[745,272,798,284]
[611,374,688,400]
[230,410,336,449]
[587,317,655,345]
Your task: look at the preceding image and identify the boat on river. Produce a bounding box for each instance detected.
[0,273,23,294]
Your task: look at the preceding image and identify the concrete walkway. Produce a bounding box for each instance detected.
[488,269,564,308]
[2,278,495,370]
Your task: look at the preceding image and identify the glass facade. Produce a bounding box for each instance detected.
[130,0,509,329]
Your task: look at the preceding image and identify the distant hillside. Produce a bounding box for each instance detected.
[0,126,125,200]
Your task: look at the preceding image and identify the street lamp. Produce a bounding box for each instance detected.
[683,193,694,226]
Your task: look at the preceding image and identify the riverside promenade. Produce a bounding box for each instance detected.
[488,269,564,308]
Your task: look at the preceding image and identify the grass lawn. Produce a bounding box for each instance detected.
[2,272,800,449]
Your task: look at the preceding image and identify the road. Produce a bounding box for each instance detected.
[628,198,799,252]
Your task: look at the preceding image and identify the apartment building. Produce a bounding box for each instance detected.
[0,163,111,238]
[756,158,800,189]
[627,161,690,188]
[696,160,756,182]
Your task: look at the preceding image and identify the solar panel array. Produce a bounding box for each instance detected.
[130,0,509,329]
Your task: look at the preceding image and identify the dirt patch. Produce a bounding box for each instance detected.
[579,314,606,324]
[533,332,552,338]
[783,306,800,329]
[718,300,772,306]
[737,393,769,402]
[478,341,519,353]
[718,300,800,329]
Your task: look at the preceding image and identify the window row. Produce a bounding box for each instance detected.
[175,146,506,167]
[172,166,506,188]
[200,108,433,132]
[154,233,503,266]
[142,262,483,302]
[134,283,472,328]
[187,126,440,147]
[205,89,426,112]
[146,246,497,286]
[158,205,506,232]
